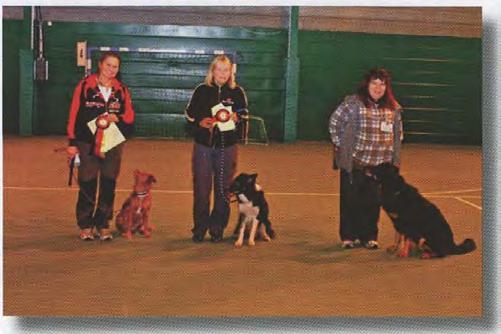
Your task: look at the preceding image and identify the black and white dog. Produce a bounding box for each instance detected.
[372,163,476,258]
[229,173,275,247]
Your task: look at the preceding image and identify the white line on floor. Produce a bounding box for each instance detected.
[423,188,481,195]
[453,197,483,211]
[4,185,481,199]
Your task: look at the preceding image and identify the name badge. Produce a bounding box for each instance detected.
[381,121,393,133]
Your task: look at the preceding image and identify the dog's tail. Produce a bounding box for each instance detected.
[452,238,476,255]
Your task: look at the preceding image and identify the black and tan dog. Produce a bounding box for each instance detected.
[229,173,275,247]
[115,170,157,239]
[372,163,476,259]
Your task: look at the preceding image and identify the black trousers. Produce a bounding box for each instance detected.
[75,142,123,230]
[339,168,381,243]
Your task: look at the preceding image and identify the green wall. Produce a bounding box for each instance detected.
[3,18,481,144]
[298,31,482,144]
[3,20,22,134]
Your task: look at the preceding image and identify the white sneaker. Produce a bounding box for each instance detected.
[79,228,94,241]
[98,228,113,241]
[365,240,379,249]
[342,240,355,249]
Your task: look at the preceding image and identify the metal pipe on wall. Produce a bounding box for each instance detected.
[283,6,300,142]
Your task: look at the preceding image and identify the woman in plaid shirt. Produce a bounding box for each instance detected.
[328,68,403,250]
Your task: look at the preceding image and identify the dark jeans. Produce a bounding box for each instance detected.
[192,143,237,238]
[339,168,381,243]
[75,141,123,230]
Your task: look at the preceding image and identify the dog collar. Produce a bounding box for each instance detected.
[134,191,148,198]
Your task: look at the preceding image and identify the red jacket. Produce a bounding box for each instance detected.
[67,74,135,146]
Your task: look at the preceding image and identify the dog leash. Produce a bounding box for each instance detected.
[55,147,123,216]
[68,168,122,215]
[218,129,231,205]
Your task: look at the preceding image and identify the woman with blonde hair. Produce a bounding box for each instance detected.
[185,55,249,243]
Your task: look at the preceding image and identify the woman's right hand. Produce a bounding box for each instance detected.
[66,146,79,164]
[333,146,340,170]
[199,117,215,129]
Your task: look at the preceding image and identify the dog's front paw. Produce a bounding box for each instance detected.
[142,228,152,238]
[420,251,435,259]
[234,240,243,248]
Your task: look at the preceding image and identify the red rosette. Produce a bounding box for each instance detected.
[215,108,231,123]
[95,115,110,129]
[94,115,110,158]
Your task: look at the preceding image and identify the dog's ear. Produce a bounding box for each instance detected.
[148,175,157,184]
[250,173,258,182]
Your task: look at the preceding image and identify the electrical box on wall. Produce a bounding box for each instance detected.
[34,57,48,81]
[77,41,87,67]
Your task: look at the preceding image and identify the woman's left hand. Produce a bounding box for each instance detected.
[107,113,119,123]
[231,112,239,122]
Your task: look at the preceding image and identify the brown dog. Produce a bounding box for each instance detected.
[115,170,157,239]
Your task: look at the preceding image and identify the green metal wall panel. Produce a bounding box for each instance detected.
[2,20,22,134]
[19,49,35,136]
[298,31,481,144]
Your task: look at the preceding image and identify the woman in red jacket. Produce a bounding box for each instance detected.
[66,51,135,241]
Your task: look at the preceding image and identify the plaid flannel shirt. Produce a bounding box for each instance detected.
[329,94,402,172]
[352,104,395,166]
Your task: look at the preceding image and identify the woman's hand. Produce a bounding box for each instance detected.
[107,113,119,123]
[231,112,239,122]
[332,146,340,170]
[67,146,79,157]
[67,146,79,164]
[199,117,215,129]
